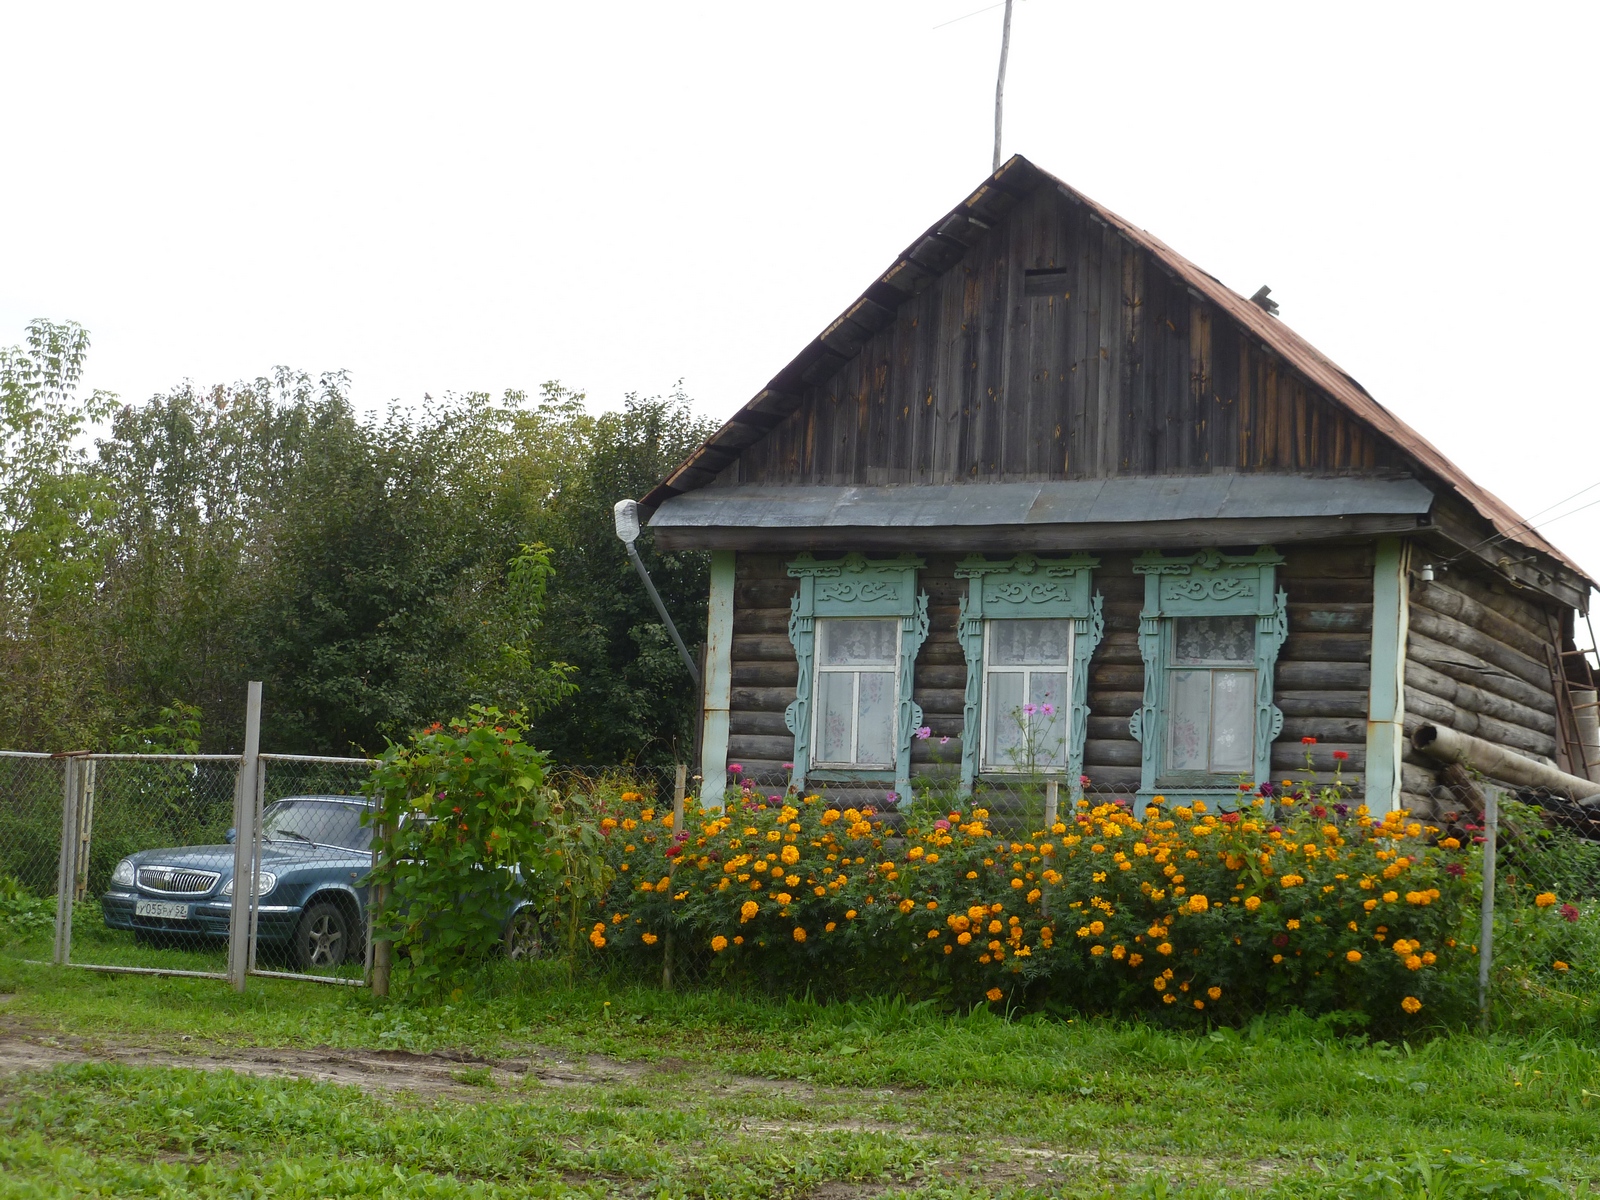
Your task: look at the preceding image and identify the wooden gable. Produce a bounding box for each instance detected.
[729,182,1405,487]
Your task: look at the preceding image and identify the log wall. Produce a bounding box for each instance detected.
[1401,571,1564,813]
[726,544,1375,793]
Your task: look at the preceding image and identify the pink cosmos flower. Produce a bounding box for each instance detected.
[1041,703,1055,715]
[939,736,950,746]
[915,726,932,739]
[1023,704,1037,716]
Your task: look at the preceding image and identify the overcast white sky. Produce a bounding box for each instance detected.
[3,1,1598,593]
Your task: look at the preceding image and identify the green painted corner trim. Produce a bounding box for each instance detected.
[698,549,735,807]
[1365,537,1410,813]
[954,554,1103,797]
[1129,547,1287,797]
[783,553,928,803]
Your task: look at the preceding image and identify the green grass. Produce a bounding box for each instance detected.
[0,953,1596,1198]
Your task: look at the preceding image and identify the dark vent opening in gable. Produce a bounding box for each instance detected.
[1024,268,1071,297]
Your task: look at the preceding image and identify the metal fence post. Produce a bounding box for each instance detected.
[246,755,265,975]
[73,760,96,902]
[1041,779,1059,918]
[227,682,263,992]
[663,764,687,991]
[370,819,391,998]
[53,757,81,965]
[1477,787,1499,1032]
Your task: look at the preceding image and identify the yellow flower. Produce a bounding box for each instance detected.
[793,927,807,943]
[711,935,728,952]
[1207,986,1221,1000]
[1272,954,1283,964]
[898,898,915,914]
[1090,944,1106,956]
[1346,950,1362,963]
[1153,976,1166,991]
[986,987,1004,1003]
[966,870,978,880]
[1157,942,1173,956]
[740,900,759,923]
[1535,892,1558,908]
[1439,837,1460,849]
[1112,944,1126,960]
[927,929,940,939]
[1187,894,1209,914]
[780,844,800,865]
[1286,919,1300,931]
[1554,960,1570,971]
[641,932,658,946]
[1405,954,1422,970]
[1244,896,1261,912]
[1401,996,1422,1014]
[1382,891,1398,904]
[1027,888,1042,904]
[845,909,857,919]
[1128,953,1144,967]
[1193,999,1205,1010]
[1088,920,1105,936]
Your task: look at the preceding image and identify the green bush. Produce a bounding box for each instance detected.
[0,874,54,948]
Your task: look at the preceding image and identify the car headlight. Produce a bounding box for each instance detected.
[111,859,135,888]
[220,871,277,897]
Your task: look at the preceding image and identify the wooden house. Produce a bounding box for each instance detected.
[640,156,1597,814]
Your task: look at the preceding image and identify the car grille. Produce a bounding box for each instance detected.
[136,866,221,896]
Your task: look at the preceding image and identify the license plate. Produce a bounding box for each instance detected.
[135,900,190,920]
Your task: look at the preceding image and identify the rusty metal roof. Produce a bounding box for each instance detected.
[640,155,1590,587]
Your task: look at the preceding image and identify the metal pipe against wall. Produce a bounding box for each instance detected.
[1571,688,1600,783]
[1411,723,1600,806]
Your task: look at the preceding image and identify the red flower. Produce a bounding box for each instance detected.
[1561,904,1581,923]
[1273,933,1290,947]
[1301,737,1317,746]
[1220,811,1240,825]
[1446,863,1466,878]
[665,844,683,858]
[1332,750,1349,761]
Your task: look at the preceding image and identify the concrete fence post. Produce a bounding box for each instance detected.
[53,757,81,966]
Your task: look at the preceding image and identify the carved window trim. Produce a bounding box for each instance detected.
[785,553,928,801]
[1129,547,1288,798]
[955,554,1103,796]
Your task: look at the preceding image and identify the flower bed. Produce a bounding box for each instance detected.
[585,772,1559,1028]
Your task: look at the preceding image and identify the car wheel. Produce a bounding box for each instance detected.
[504,909,543,961]
[294,901,350,969]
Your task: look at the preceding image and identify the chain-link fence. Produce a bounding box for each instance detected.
[0,753,65,960]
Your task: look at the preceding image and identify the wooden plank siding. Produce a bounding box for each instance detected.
[722,186,1405,490]
[725,545,1375,794]
[1400,571,1565,813]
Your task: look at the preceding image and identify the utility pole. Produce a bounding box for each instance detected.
[993,0,1014,172]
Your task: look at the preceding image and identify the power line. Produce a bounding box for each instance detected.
[933,1,1006,30]
[1441,476,1600,567]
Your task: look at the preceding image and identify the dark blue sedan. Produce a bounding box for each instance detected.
[101,796,547,968]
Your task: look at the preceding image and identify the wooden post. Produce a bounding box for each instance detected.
[73,760,95,902]
[1365,537,1410,814]
[699,550,734,809]
[663,764,687,991]
[53,757,81,966]
[227,682,262,992]
[1478,787,1498,1032]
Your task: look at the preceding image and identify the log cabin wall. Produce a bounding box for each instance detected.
[726,543,1374,796]
[1400,569,1564,814]
[723,185,1410,489]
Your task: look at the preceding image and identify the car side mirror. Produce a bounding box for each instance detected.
[225,827,237,844]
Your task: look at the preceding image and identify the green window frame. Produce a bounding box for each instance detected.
[1129,547,1288,800]
[956,554,1104,797]
[785,553,928,802]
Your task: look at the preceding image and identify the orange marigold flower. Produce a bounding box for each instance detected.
[641,932,658,946]
[1401,995,1422,1014]
[1207,986,1222,1000]
[1535,892,1559,908]
[1346,950,1362,963]
[986,987,1004,1003]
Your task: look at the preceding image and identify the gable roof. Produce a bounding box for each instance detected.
[642,155,1590,589]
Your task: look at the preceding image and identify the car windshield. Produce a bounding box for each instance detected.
[260,800,371,851]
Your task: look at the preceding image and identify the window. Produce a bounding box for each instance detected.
[785,553,928,800]
[956,554,1103,794]
[1131,548,1288,797]
[1166,616,1256,774]
[982,618,1072,772]
[814,618,899,768]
